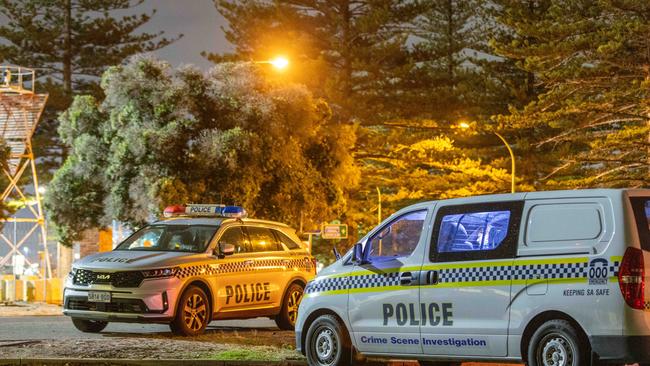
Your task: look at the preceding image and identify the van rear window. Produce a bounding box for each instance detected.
[630,197,650,251]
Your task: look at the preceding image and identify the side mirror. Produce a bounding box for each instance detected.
[352,243,367,264]
[216,242,235,257]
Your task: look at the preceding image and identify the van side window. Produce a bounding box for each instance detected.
[368,210,427,260]
[431,201,523,262]
[438,211,510,253]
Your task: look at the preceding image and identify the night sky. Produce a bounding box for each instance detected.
[138,0,231,70]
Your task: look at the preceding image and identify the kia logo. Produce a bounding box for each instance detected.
[96,274,111,280]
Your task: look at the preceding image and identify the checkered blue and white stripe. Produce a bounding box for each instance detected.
[305,259,621,295]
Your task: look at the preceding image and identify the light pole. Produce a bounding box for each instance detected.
[459,122,516,193]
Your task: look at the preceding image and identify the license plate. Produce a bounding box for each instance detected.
[87,291,111,303]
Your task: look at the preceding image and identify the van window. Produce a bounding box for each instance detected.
[367,210,427,260]
[527,204,602,243]
[630,197,650,251]
[437,211,510,253]
[431,201,523,262]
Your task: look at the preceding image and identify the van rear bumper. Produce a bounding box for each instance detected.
[590,335,650,362]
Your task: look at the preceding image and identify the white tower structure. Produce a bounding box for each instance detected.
[0,66,50,278]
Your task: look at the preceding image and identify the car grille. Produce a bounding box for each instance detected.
[65,297,148,313]
[73,269,144,288]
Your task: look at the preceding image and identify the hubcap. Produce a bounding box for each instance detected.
[314,327,338,365]
[183,293,207,331]
[286,290,302,325]
[541,336,573,366]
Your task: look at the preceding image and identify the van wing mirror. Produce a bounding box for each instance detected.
[218,242,235,256]
[351,243,368,264]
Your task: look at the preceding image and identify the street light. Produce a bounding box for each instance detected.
[255,56,289,71]
[459,122,516,194]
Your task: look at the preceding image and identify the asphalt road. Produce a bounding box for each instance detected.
[0,315,277,340]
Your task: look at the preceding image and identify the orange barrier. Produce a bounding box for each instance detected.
[1,278,63,304]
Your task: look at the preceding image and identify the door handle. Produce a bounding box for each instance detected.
[244,260,255,266]
[425,270,439,285]
[400,272,416,286]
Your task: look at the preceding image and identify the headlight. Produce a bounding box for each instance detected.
[68,267,78,278]
[141,267,178,278]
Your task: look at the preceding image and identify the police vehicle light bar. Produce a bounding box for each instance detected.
[163,204,248,219]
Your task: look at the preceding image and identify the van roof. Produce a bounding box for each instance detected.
[421,188,650,206]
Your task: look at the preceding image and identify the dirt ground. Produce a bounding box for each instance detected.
[0,336,301,361]
[0,302,63,317]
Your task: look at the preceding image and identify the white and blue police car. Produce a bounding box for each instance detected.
[63,204,316,336]
[296,189,650,366]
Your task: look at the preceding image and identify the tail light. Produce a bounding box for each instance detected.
[618,247,645,310]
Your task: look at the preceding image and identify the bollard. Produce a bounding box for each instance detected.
[5,280,15,302]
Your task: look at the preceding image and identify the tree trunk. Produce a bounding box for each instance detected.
[63,0,72,96]
[446,0,454,82]
[341,0,352,100]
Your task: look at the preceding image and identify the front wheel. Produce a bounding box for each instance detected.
[170,285,211,336]
[71,318,108,333]
[275,282,304,330]
[305,314,351,366]
[527,319,588,366]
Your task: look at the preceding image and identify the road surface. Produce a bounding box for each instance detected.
[0,315,277,340]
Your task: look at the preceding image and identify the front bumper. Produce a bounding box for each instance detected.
[590,335,650,363]
[63,275,182,323]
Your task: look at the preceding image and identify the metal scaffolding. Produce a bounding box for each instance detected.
[0,66,50,279]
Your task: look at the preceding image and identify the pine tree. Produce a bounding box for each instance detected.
[0,0,180,177]
[492,0,650,188]
[208,0,418,122]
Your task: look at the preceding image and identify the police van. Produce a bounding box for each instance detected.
[63,204,316,336]
[296,189,650,366]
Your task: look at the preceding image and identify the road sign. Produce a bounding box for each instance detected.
[322,224,348,239]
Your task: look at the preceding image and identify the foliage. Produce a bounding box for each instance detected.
[0,0,180,180]
[492,0,650,188]
[46,56,359,246]
[211,0,529,252]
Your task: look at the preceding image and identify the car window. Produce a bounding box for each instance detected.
[367,210,427,260]
[115,225,218,253]
[437,210,511,253]
[218,226,251,253]
[247,227,282,252]
[274,230,300,250]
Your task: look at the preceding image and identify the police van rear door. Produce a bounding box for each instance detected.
[347,206,432,355]
[420,199,524,357]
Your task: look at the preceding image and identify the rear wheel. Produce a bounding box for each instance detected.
[527,319,588,366]
[305,314,351,366]
[170,285,210,336]
[71,318,108,333]
[275,282,303,330]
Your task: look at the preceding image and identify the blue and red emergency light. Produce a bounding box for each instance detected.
[163,204,247,219]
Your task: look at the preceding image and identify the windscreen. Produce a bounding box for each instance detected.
[114,225,218,253]
[630,197,650,251]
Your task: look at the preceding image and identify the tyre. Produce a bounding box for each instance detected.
[527,319,588,366]
[170,285,211,336]
[305,314,351,366]
[275,282,304,330]
[71,318,108,333]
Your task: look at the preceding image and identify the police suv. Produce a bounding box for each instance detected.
[296,189,650,366]
[63,204,316,336]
